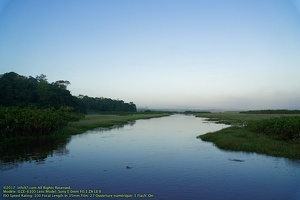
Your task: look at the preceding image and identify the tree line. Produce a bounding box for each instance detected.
[78,95,136,113]
[0,72,137,113]
[0,72,137,138]
[0,72,83,112]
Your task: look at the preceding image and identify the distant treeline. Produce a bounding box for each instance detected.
[240,110,300,114]
[184,111,211,114]
[79,95,136,113]
[0,72,137,113]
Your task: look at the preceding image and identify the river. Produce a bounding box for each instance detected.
[1,114,300,200]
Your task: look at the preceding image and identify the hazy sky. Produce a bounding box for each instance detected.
[1,0,300,110]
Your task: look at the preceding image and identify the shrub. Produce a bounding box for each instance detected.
[247,116,300,141]
[0,106,83,138]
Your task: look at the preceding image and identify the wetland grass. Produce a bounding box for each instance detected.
[198,126,300,159]
[54,112,171,136]
[195,111,300,125]
[196,112,300,159]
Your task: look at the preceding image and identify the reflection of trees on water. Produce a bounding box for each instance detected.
[0,136,71,171]
[0,121,134,171]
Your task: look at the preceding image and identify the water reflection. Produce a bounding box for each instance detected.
[0,122,132,171]
[0,136,70,170]
[1,115,300,200]
[87,121,135,133]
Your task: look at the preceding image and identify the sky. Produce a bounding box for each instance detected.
[0,0,300,110]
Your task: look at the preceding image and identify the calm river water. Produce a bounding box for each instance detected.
[1,114,300,200]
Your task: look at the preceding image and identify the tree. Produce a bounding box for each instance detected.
[36,74,47,83]
[53,80,71,90]
[0,72,135,114]
[78,95,137,113]
[0,72,83,112]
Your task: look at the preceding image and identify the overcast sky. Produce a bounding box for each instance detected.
[0,0,300,110]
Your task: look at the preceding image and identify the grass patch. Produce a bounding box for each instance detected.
[198,126,300,159]
[53,113,171,136]
[196,112,300,159]
[195,112,300,125]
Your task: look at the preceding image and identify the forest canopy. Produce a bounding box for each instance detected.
[0,72,137,113]
[78,95,137,113]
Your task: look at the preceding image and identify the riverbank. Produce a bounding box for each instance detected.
[196,112,300,159]
[54,112,171,136]
[0,112,171,154]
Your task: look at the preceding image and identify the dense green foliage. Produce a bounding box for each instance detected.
[247,116,300,141]
[0,106,83,138]
[0,72,137,114]
[0,72,138,140]
[240,110,300,114]
[78,95,137,113]
[0,72,84,112]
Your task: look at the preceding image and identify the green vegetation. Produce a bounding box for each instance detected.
[197,111,300,159]
[78,95,136,113]
[195,111,299,125]
[247,116,300,141]
[0,106,83,138]
[0,72,84,112]
[198,126,300,159]
[0,72,139,140]
[0,72,137,113]
[0,71,159,160]
[240,109,300,114]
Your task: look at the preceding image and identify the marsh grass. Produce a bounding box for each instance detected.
[198,126,300,159]
[247,116,300,140]
[195,112,300,125]
[50,113,171,136]
[196,112,300,159]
